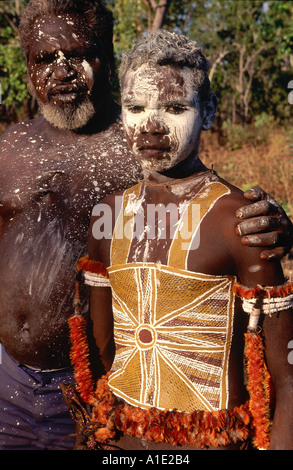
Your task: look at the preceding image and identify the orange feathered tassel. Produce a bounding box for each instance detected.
[68,257,108,405]
[245,331,271,449]
[69,314,94,403]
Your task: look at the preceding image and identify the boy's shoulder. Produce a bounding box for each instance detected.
[94,181,143,209]
[212,174,251,212]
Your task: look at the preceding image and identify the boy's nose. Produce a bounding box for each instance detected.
[140,115,168,135]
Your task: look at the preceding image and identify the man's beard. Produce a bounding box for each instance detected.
[29,80,95,130]
[41,98,96,130]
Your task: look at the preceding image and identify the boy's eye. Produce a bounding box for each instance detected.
[166,104,188,114]
[127,105,145,114]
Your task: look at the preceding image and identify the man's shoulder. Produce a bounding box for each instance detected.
[99,117,124,138]
[0,116,44,143]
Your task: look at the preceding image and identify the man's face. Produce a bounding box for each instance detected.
[121,63,204,173]
[28,14,101,130]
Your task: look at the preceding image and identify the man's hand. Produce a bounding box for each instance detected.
[235,186,293,261]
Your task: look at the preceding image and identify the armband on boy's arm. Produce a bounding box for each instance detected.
[233,280,293,450]
[233,280,293,330]
[77,255,110,288]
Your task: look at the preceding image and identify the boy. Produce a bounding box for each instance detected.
[70,30,293,450]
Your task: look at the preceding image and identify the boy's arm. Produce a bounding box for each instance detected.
[263,307,293,450]
[89,284,114,372]
[229,195,293,450]
[87,210,115,372]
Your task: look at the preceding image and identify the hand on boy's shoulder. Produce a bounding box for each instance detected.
[211,181,284,285]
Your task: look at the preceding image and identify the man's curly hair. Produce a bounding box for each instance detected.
[19,0,115,79]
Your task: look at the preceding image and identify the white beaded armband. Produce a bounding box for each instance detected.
[233,280,293,331]
[77,255,110,288]
[84,271,111,288]
[242,294,293,316]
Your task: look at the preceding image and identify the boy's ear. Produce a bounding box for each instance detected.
[202,93,218,131]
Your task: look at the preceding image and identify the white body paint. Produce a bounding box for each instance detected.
[121,63,203,173]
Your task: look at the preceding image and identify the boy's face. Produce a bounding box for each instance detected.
[121,63,205,173]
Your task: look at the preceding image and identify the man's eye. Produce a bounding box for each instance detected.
[36,54,55,65]
[166,104,187,114]
[127,105,144,114]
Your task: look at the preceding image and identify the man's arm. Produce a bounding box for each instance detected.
[236,186,293,260]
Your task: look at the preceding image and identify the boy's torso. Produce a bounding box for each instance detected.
[106,171,249,414]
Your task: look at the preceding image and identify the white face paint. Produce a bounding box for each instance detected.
[82,59,94,83]
[121,63,203,173]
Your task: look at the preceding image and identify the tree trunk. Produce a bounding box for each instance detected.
[238,45,246,126]
[151,0,170,30]
[208,49,232,83]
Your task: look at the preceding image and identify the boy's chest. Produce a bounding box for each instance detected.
[112,178,233,276]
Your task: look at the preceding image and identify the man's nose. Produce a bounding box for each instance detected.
[52,61,77,82]
[140,114,168,135]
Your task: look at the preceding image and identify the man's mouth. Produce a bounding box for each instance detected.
[49,86,87,103]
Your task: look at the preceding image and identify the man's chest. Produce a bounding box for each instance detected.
[0,142,133,217]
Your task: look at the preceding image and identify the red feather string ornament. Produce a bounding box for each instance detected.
[245,331,271,449]
[69,279,94,404]
[69,256,109,404]
[69,314,94,404]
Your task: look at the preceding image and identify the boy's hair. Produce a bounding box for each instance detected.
[19,0,115,79]
[119,30,211,100]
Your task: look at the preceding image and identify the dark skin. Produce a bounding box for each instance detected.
[0,13,291,370]
[0,14,140,368]
[88,64,293,450]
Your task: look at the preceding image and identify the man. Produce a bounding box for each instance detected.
[80,30,293,450]
[0,0,291,450]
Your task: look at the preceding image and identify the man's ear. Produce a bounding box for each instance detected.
[202,93,217,131]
